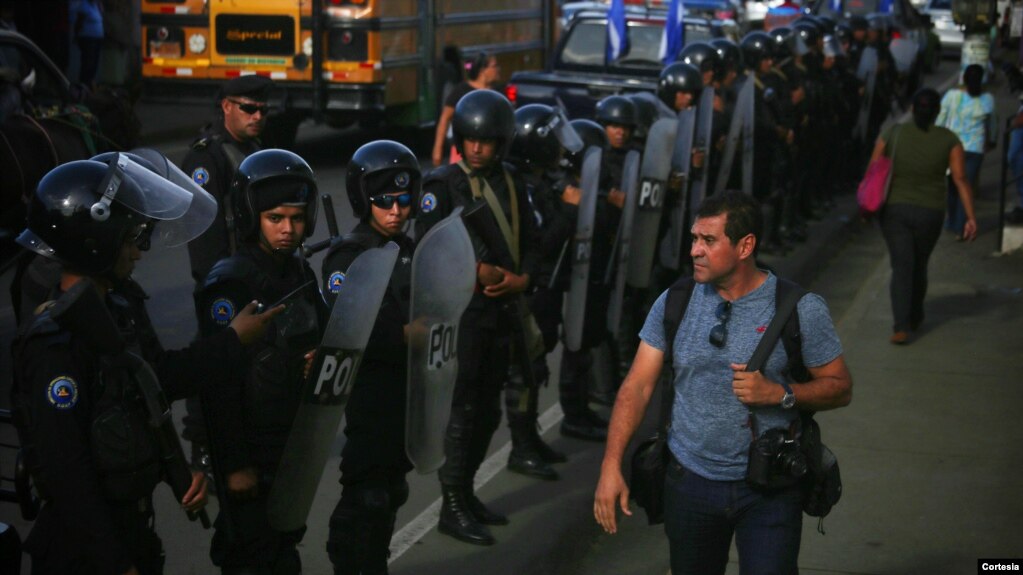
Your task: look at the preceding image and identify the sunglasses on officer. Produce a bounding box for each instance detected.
[368,193,412,210]
[228,99,269,116]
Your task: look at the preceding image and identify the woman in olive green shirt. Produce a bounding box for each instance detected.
[869,88,977,345]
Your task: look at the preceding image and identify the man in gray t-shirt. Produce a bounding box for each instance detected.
[594,191,852,575]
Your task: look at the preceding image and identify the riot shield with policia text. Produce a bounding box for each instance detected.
[629,118,674,288]
[406,208,476,473]
[267,242,399,533]
[563,146,602,351]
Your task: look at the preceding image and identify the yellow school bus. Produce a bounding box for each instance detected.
[140,0,553,136]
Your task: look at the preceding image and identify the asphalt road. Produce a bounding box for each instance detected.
[0,54,987,575]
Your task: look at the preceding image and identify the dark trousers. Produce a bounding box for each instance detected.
[945,151,982,233]
[880,203,944,332]
[438,309,509,487]
[664,458,803,575]
[210,479,306,575]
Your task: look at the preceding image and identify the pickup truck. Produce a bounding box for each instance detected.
[506,8,736,119]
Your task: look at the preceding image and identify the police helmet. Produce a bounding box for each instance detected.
[867,13,889,33]
[451,89,515,160]
[793,21,822,50]
[346,140,421,220]
[740,31,774,71]
[850,15,869,32]
[18,155,214,276]
[834,23,853,44]
[231,149,318,242]
[709,38,743,76]
[562,119,609,174]
[769,27,794,59]
[509,104,564,169]
[627,95,659,142]
[817,15,837,34]
[594,95,637,128]
[657,62,703,109]
[678,42,724,81]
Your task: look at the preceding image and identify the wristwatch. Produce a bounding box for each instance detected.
[779,382,796,409]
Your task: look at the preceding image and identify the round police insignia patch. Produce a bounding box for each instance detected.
[211,297,236,326]
[327,271,346,294]
[48,376,79,410]
[395,171,410,189]
[192,167,210,187]
[420,192,437,213]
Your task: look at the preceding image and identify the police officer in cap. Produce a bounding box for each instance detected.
[11,157,276,575]
[415,89,539,546]
[181,74,275,473]
[321,140,418,575]
[182,74,275,283]
[197,149,327,574]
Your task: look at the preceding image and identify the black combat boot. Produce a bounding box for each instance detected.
[465,490,508,525]
[505,367,559,480]
[559,348,608,442]
[438,485,495,546]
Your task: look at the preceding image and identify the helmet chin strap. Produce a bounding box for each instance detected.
[258,231,297,258]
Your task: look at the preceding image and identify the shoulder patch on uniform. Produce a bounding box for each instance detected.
[47,376,79,410]
[210,297,236,326]
[420,192,437,213]
[327,271,346,294]
[192,167,210,187]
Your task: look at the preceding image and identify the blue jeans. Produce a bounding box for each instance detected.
[1010,128,1023,209]
[945,151,982,232]
[663,456,803,575]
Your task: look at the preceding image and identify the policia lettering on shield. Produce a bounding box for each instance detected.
[320,140,419,574]
[11,155,278,575]
[195,149,328,574]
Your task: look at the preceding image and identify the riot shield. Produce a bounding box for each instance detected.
[267,243,399,533]
[606,150,641,337]
[406,209,476,473]
[688,87,716,216]
[563,146,602,352]
[627,118,675,288]
[714,75,754,195]
[661,108,696,271]
[889,38,916,75]
[630,90,676,120]
[855,47,879,142]
[740,79,754,196]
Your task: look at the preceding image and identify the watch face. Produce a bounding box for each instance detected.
[782,393,796,409]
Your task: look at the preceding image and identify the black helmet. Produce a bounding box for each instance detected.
[231,148,318,242]
[562,119,609,173]
[657,62,703,109]
[594,95,637,128]
[866,13,889,33]
[709,38,743,76]
[793,21,822,51]
[770,26,810,58]
[817,15,837,34]
[740,31,774,71]
[345,140,420,220]
[835,23,853,44]
[18,155,213,275]
[509,104,563,169]
[451,89,515,160]
[627,95,659,142]
[850,15,869,32]
[678,42,724,81]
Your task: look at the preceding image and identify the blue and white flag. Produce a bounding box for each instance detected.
[829,0,842,13]
[607,0,628,63]
[879,0,894,13]
[659,0,685,64]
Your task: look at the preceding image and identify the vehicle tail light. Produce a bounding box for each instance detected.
[714,9,735,20]
[505,83,518,104]
[892,30,902,39]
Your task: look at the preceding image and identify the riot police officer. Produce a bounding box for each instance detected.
[322,140,418,575]
[197,149,328,574]
[181,75,275,472]
[11,157,274,575]
[415,89,539,546]
[504,103,580,480]
[678,41,725,89]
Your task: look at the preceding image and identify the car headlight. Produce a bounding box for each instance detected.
[189,33,206,54]
[303,37,313,57]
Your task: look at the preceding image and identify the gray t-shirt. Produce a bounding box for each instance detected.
[639,272,843,481]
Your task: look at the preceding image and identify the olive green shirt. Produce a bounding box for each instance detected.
[882,122,961,211]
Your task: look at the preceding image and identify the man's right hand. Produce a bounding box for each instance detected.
[561,184,582,206]
[227,467,259,499]
[228,301,284,346]
[594,464,632,534]
[478,262,505,287]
